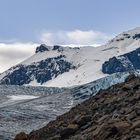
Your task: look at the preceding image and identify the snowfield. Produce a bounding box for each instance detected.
[8,95,39,101]
[1,27,140,87]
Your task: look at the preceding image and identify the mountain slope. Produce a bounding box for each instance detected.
[0,71,131,139]
[1,27,140,87]
[102,47,140,74]
[15,75,140,140]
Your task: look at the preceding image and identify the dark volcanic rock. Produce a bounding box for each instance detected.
[14,132,28,140]
[53,45,63,52]
[102,57,125,74]
[35,44,49,53]
[14,75,140,140]
[0,55,76,85]
[102,47,140,74]
[73,115,92,126]
[60,124,79,138]
[133,33,140,39]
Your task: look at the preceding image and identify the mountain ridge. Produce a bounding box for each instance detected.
[1,27,140,87]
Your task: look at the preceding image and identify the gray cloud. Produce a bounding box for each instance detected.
[0,50,30,59]
[0,30,113,73]
[40,30,113,46]
[0,43,38,73]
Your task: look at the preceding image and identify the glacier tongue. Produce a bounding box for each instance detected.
[0,71,134,139]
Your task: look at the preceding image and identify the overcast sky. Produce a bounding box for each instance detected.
[0,0,140,72]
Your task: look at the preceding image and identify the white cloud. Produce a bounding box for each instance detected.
[40,30,112,46]
[0,30,113,73]
[0,43,38,73]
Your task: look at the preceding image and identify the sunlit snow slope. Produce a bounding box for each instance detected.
[0,27,140,87]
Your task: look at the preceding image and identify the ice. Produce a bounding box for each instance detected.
[8,95,39,101]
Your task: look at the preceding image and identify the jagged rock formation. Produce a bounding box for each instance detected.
[35,44,50,53]
[102,47,140,74]
[14,75,140,140]
[2,27,140,87]
[0,55,76,85]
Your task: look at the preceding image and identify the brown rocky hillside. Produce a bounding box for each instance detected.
[15,75,140,140]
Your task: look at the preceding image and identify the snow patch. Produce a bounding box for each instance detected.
[8,95,39,101]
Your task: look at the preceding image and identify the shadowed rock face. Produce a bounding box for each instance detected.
[36,44,63,53]
[14,75,140,140]
[53,45,63,51]
[0,55,76,85]
[102,47,140,74]
[35,44,50,53]
[133,33,140,39]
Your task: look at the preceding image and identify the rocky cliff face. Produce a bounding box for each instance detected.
[2,27,140,87]
[14,75,140,140]
[102,47,140,74]
[0,55,76,85]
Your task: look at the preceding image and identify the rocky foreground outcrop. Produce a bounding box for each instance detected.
[15,75,140,140]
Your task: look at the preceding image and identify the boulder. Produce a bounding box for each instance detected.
[131,120,140,130]
[14,132,28,140]
[60,124,79,138]
[73,115,92,126]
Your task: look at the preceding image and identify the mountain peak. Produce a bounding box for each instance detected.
[35,44,50,53]
[1,27,140,87]
[35,44,64,53]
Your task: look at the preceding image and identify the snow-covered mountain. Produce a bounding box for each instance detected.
[102,47,140,74]
[0,71,134,139]
[1,27,140,87]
